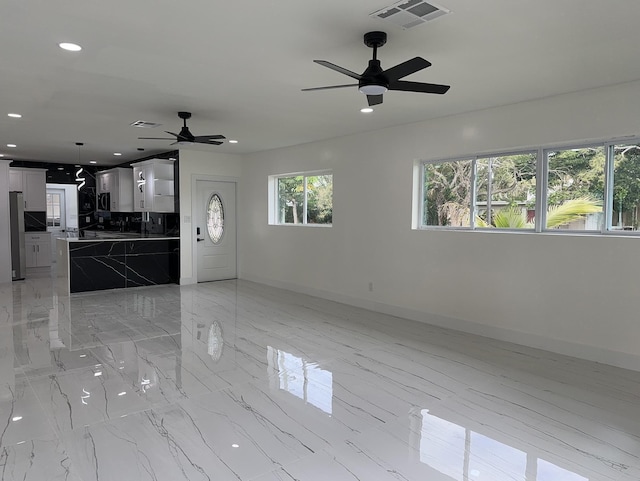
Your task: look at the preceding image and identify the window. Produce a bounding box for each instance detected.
[274,172,332,225]
[610,142,640,231]
[46,193,61,227]
[423,159,473,227]
[206,193,224,244]
[476,153,537,229]
[545,146,604,231]
[419,138,640,235]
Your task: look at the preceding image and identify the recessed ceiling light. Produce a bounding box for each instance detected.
[231,444,240,448]
[12,416,22,422]
[0,154,4,157]
[59,42,82,52]
[57,167,64,170]
[113,152,122,156]
[89,160,97,164]
[7,113,22,118]
[360,108,374,113]
[7,144,16,148]
[229,140,238,144]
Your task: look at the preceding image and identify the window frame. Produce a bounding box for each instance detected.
[420,156,475,229]
[418,136,640,236]
[420,150,539,233]
[542,142,606,234]
[46,192,62,227]
[474,150,538,232]
[270,169,333,227]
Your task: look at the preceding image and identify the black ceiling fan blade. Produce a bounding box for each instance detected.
[389,80,450,94]
[194,139,224,146]
[302,83,359,92]
[138,137,176,140]
[367,94,383,106]
[193,135,226,142]
[314,60,362,80]
[383,57,431,82]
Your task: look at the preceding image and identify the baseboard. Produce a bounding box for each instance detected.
[179,276,196,286]
[240,274,640,372]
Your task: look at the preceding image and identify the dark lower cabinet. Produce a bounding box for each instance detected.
[69,239,179,293]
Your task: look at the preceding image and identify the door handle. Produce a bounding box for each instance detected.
[197,238,205,242]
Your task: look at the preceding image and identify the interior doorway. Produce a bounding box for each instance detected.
[46,184,79,261]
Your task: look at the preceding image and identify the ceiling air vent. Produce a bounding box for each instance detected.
[130,120,162,128]
[370,0,450,29]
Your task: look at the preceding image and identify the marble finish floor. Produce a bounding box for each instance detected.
[0,271,639,480]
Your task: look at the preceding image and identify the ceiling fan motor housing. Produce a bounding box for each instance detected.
[179,126,195,141]
[359,59,388,94]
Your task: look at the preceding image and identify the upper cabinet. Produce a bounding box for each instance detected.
[131,159,175,213]
[9,168,46,212]
[96,167,133,212]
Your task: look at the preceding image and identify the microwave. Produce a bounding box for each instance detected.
[98,192,111,211]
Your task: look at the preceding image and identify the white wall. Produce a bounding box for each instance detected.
[238,79,640,371]
[0,161,12,284]
[178,149,242,283]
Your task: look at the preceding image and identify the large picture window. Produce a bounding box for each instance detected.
[274,172,332,225]
[419,138,640,236]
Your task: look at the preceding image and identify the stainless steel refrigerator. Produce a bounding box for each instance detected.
[10,191,26,280]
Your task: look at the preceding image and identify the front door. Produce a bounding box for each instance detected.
[196,180,237,282]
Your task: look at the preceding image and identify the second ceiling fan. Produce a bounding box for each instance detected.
[138,111,226,145]
[303,31,450,106]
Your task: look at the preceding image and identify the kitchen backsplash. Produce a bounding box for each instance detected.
[25,211,46,232]
[92,211,179,236]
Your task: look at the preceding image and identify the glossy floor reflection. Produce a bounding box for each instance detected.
[1,271,639,480]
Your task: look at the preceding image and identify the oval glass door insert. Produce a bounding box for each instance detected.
[207,194,224,244]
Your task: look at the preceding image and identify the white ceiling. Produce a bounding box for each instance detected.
[2,0,640,166]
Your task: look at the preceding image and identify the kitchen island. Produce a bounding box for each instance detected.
[57,234,179,293]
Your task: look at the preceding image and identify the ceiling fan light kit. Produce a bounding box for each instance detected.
[138,111,226,146]
[303,31,450,107]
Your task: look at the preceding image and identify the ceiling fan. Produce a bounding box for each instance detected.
[138,111,225,145]
[302,31,450,106]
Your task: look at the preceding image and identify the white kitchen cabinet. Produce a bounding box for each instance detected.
[96,167,133,211]
[132,165,149,211]
[131,159,175,213]
[9,168,47,211]
[9,170,22,191]
[24,232,51,268]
